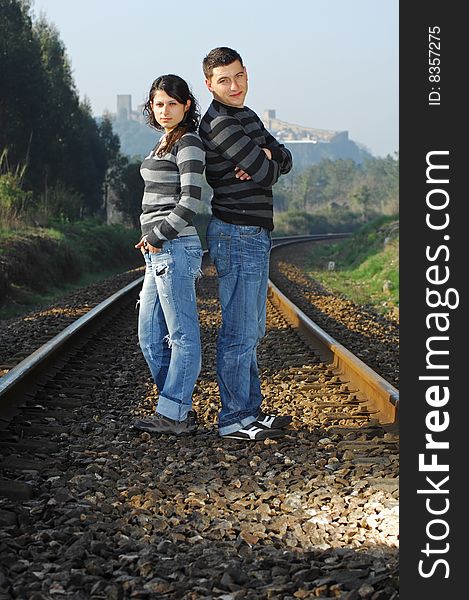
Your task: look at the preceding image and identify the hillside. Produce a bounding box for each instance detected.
[304,217,399,315]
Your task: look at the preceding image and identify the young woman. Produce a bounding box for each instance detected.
[133,74,205,435]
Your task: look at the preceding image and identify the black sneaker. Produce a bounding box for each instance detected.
[256,410,292,429]
[220,422,284,441]
[133,410,197,435]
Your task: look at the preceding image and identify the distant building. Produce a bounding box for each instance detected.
[259,109,371,169]
[263,109,277,121]
[115,95,146,123]
[261,109,347,143]
[116,95,132,121]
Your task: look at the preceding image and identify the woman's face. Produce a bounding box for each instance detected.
[151,89,190,132]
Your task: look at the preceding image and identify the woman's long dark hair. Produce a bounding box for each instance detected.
[143,74,200,157]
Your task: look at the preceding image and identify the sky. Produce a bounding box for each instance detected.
[29,0,398,158]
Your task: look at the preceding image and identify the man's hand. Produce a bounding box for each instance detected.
[135,238,161,255]
[234,147,272,180]
[234,166,251,181]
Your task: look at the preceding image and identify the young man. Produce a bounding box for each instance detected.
[200,47,293,441]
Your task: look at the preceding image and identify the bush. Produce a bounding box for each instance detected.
[273,210,364,236]
[0,153,34,227]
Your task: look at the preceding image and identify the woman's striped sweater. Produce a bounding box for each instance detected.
[139,132,206,247]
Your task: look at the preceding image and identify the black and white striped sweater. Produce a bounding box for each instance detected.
[139,132,206,247]
[199,100,292,230]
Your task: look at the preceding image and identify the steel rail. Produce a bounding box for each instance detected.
[0,277,143,429]
[267,279,399,425]
[272,233,351,246]
[269,238,399,426]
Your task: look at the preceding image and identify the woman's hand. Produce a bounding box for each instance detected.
[135,238,161,254]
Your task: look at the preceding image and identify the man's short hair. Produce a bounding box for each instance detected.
[202,47,244,79]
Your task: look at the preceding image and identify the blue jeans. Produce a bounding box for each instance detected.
[206,216,272,435]
[138,236,203,421]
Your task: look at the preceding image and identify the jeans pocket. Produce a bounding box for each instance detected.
[240,225,262,236]
[208,234,231,277]
[151,252,173,277]
[184,246,203,277]
[238,233,271,276]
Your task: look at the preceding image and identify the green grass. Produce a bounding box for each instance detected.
[305,216,399,316]
[0,219,142,319]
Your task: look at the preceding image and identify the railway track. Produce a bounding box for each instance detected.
[269,241,399,391]
[0,236,399,599]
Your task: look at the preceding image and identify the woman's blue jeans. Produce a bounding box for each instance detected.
[206,216,272,435]
[138,236,203,421]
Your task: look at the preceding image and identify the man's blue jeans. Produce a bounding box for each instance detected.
[206,216,272,435]
[138,236,203,421]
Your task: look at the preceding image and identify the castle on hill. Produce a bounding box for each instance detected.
[107,95,371,169]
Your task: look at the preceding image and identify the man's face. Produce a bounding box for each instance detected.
[205,60,248,108]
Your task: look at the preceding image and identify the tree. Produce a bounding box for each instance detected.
[351,184,373,223]
[112,159,144,229]
[0,0,47,189]
[69,101,108,215]
[33,16,79,197]
[1,1,111,217]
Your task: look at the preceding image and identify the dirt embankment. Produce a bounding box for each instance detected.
[0,229,141,307]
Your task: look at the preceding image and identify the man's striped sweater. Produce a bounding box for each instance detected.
[199,99,293,230]
[139,132,205,248]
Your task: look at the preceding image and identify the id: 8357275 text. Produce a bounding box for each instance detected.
[428,26,441,106]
